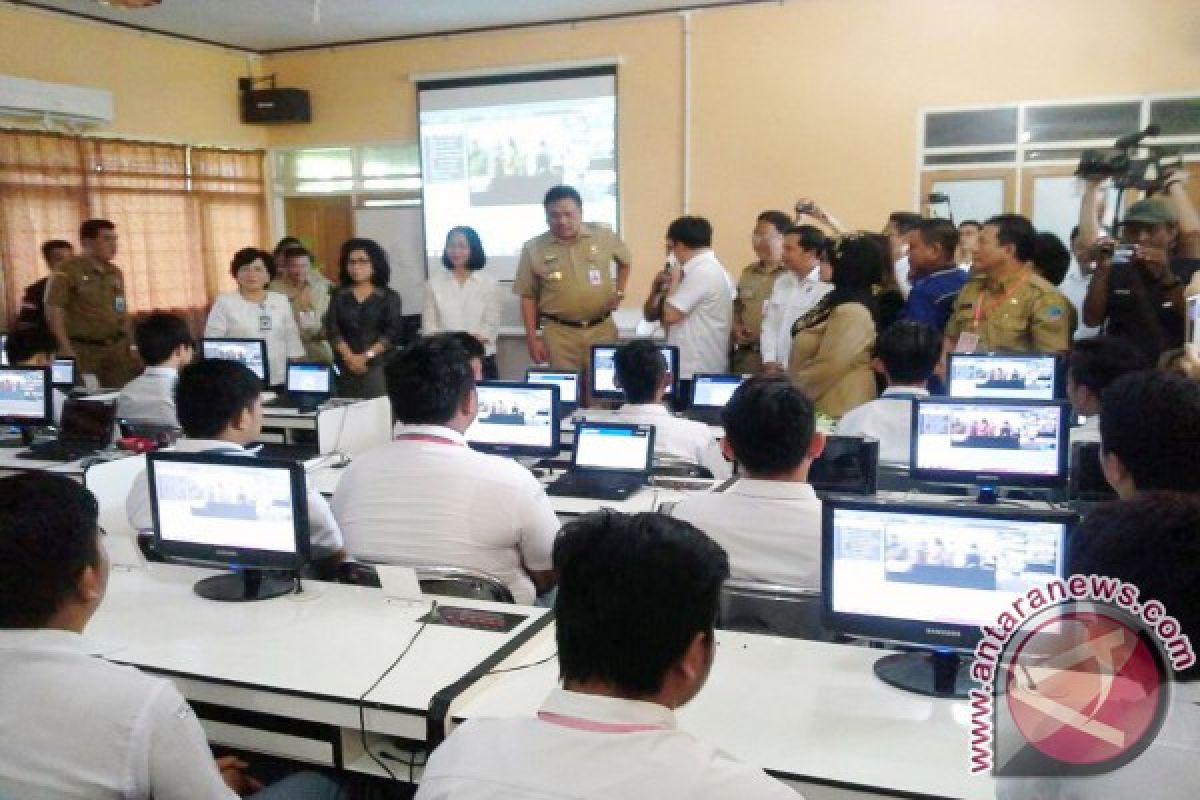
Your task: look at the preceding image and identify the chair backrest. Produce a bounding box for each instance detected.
[718,579,826,641]
[83,454,146,540]
[336,562,515,604]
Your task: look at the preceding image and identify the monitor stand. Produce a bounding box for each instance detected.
[193,569,295,602]
[873,650,973,698]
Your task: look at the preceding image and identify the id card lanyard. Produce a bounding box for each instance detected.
[972,269,1031,331]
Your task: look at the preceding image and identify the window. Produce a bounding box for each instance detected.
[273,144,421,205]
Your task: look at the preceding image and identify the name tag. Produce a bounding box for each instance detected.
[259,314,273,332]
[114,296,126,314]
[588,269,603,287]
[955,332,980,353]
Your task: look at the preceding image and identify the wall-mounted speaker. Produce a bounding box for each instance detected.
[240,88,311,124]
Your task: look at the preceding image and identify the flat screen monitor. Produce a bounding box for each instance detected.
[58,398,116,444]
[690,373,744,409]
[946,353,1061,400]
[525,368,581,411]
[1188,294,1200,347]
[823,497,1074,697]
[147,451,309,601]
[809,435,879,495]
[571,422,655,473]
[1068,440,1117,503]
[0,334,7,365]
[286,362,333,395]
[201,338,269,387]
[465,381,561,458]
[52,358,75,387]
[0,366,51,426]
[911,398,1070,489]
[589,344,680,400]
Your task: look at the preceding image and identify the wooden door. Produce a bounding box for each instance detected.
[283,196,354,282]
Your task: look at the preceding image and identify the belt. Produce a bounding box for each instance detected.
[541,312,611,330]
[70,332,126,346]
[734,342,760,353]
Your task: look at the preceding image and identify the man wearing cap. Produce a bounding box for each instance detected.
[514,185,632,371]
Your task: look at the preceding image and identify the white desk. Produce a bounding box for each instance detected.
[0,448,129,479]
[452,629,996,800]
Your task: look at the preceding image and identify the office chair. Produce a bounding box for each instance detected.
[336,562,515,604]
[717,579,828,641]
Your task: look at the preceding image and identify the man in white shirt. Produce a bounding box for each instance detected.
[884,211,923,296]
[837,320,940,465]
[1061,225,1102,339]
[332,335,558,605]
[672,376,825,589]
[127,359,346,563]
[117,312,194,428]
[417,510,799,800]
[1065,335,1149,445]
[761,225,833,370]
[644,216,734,396]
[0,472,343,800]
[582,339,730,479]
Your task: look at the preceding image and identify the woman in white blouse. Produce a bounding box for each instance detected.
[422,226,501,379]
[204,247,304,388]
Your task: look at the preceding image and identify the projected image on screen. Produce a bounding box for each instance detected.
[467,386,554,448]
[153,461,297,553]
[203,340,266,383]
[419,70,617,281]
[915,403,1062,476]
[0,369,48,420]
[948,355,1056,399]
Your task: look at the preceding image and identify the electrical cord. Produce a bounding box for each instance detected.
[485,650,558,676]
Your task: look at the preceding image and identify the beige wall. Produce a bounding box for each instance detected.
[0,5,266,148]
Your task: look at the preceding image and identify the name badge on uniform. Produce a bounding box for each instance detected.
[114,296,126,314]
[547,271,563,282]
[588,269,603,287]
[297,310,318,329]
[259,314,273,332]
[954,332,980,353]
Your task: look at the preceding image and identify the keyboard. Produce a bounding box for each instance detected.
[684,407,724,426]
[19,441,104,462]
[252,443,320,462]
[545,472,645,501]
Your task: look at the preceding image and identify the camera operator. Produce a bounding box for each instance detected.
[1079,168,1200,361]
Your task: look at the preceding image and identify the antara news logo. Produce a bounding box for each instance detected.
[968,574,1195,778]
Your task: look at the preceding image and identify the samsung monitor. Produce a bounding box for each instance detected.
[0,366,52,427]
[823,496,1075,697]
[525,368,581,412]
[0,333,6,366]
[51,357,76,388]
[689,373,745,410]
[285,361,333,411]
[911,398,1071,491]
[465,381,561,458]
[147,451,309,601]
[201,338,269,387]
[808,435,879,495]
[946,353,1062,400]
[571,421,655,474]
[589,344,680,400]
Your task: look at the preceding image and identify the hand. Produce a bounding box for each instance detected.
[604,293,621,312]
[343,353,368,375]
[216,756,265,796]
[794,197,825,222]
[1136,244,1170,280]
[651,271,671,293]
[1090,236,1117,272]
[527,337,549,364]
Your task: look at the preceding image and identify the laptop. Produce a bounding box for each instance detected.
[52,358,76,389]
[684,373,744,425]
[266,362,334,412]
[808,435,879,495]
[20,397,116,462]
[546,422,656,501]
[525,368,581,413]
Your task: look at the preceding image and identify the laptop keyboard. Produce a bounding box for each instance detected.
[546,472,643,500]
[19,441,103,462]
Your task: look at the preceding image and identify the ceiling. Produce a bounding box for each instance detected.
[12,0,771,53]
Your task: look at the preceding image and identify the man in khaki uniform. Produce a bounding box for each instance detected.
[944,214,1073,357]
[270,244,333,362]
[731,210,790,374]
[514,186,632,371]
[45,218,138,388]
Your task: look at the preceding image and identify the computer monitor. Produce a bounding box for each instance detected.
[1068,440,1117,504]
[910,398,1070,491]
[466,381,561,458]
[285,361,333,411]
[58,398,116,444]
[571,421,656,473]
[589,344,680,400]
[823,496,1075,697]
[690,373,744,410]
[525,368,581,412]
[201,338,269,386]
[0,366,52,427]
[147,451,309,601]
[0,334,7,366]
[52,358,75,388]
[946,353,1062,400]
[808,435,879,495]
[1187,294,1200,347]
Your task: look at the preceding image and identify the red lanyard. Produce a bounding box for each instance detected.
[973,269,1031,330]
[537,711,668,734]
[393,433,463,447]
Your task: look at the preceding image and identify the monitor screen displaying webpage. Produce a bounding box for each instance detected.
[52,358,75,386]
[202,339,267,384]
[591,345,677,397]
[691,374,744,408]
[525,370,579,405]
[466,383,557,451]
[0,367,50,423]
[573,424,652,470]
[287,363,332,394]
[913,400,1066,481]
[947,354,1058,400]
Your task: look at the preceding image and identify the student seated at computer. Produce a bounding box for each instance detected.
[580,339,730,479]
[416,510,797,800]
[836,320,940,465]
[446,330,486,381]
[1065,335,1149,443]
[4,327,66,424]
[126,360,346,564]
[116,312,195,429]
[331,335,558,605]
[0,473,344,800]
[671,375,825,588]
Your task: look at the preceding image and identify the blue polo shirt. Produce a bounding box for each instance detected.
[901,266,969,333]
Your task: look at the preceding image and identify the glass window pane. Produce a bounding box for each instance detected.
[294,179,354,193]
[924,151,1016,166]
[925,109,1018,148]
[931,178,1007,223]
[362,143,420,178]
[1149,98,1200,136]
[1024,148,1087,163]
[278,148,353,182]
[1023,103,1140,143]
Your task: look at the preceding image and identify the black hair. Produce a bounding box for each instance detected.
[1070,490,1200,681]
[385,335,475,425]
[0,473,100,628]
[757,210,792,235]
[134,312,194,367]
[554,510,729,696]
[281,245,312,263]
[441,226,487,271]
[176,359,262,439]
[1068,336,1149,396]
[785,224,827,254]
[985,214,1037,263]
[445,331,486,361]
[40,239,72,263]
[798,234,882,329]
[958,219,981,231]
[888,212,923,234]
[721,375,816,476]
[614,339,667,405]
[273,236,303,258]
[666,216,713,249]
[1100,370,1200,493]
[1032,231,1071,286]
[79,219,114,241]
[543,185,582,209]
[229,247,276,281]
[5,327,57,365]
[875,321,941,384]
[1069,225,1081,244]
[337,238,391,288]
[914,218,959,262]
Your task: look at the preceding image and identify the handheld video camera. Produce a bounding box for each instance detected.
[1076,124,1183,192]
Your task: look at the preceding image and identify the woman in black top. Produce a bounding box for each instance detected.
[324,238,405,398]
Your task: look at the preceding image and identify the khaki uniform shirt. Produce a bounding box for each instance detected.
[945,268,1073,353]
[513,223,632,321]
[270,271,333,361]
[734,260,784,343]
[44,255,128,342]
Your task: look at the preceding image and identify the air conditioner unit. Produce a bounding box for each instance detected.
[0,75,114,126]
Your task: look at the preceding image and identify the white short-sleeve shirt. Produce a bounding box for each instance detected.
[116,366,179,427]
[421,270,502,356]
[203,291,304,386]
[760,268,833,367]
[666,250,735,379]
[581,403,730,480]
[331,424,560,604]
[1060,259,1101,340]
[835,387,929,466]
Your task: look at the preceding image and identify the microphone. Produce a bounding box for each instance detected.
[1113,124,1160,150]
